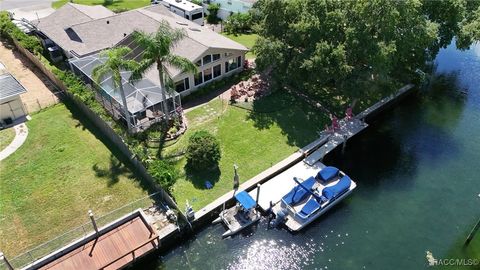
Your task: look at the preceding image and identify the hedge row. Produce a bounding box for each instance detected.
[0,11,42,53]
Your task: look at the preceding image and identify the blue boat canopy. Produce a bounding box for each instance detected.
[235,191,256,210]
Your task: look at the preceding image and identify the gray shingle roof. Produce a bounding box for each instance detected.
[0,73,27,102]
[37,4,248,59]
[36,3,115,56]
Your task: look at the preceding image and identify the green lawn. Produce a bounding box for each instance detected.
[52,0,150,11]
[222,33,259,59]
[165,91,329,211]
[0,127,15,151]
[0,104,151,256]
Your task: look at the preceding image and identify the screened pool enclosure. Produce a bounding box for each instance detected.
[70,54,181,133]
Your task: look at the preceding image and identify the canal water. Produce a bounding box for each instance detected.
[137,43,480,269]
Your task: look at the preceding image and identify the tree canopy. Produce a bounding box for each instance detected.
[252,0,480,109]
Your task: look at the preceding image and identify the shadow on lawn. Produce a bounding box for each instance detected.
[184,164,221,190]
[246,91,330,148]
[62,98,157,194]
[92,154,134,187]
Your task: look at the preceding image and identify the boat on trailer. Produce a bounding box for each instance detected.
[271,166,357,231]
[213,190,261,237]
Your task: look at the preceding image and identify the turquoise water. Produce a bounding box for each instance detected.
[137,43,480,269]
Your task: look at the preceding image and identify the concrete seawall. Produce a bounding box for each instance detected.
[190,83,416,229]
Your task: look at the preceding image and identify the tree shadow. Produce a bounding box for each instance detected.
[184,164,221,190]
[62,97,157,194]
[92,154,134,187]
[246,91,330,148]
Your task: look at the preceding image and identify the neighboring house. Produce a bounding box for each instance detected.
[204,0,257,20]
[34,3,248,132]
[0,69,28,127]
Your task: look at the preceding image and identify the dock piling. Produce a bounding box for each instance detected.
[0,251,14,270]
[464,217,480,246]
[255,184,261,207]
[88,210,99,236]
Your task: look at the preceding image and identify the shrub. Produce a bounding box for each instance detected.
[186,130,221,170]
[0,11,42,53]
[148,160,178,192]
[207,3,221,24]
[224,12,252,35]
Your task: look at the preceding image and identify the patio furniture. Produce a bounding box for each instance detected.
[146,109,154,120]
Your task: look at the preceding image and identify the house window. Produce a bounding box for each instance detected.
[224,52,233,57]
[213,64,221,78]
[225,57,238,73]
[194,72,203,86]
[212,54,220,61]
[237,56,242,69]
[195,59,202,67]
[203,68,212,82]
[203,55,212,65]
[175,78,190,92]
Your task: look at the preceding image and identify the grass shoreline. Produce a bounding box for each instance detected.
[165,91,329,211]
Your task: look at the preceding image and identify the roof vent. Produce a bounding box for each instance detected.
[176,21,188,26]
[106,20,110,24]
[189,27,201,32]
[124,33,127,37]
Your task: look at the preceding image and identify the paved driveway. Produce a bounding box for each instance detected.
[0,0,54,21]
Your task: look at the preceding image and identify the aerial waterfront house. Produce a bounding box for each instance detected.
[33,3,247,131]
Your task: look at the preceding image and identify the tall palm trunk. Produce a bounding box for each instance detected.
[119,83,133,133]
[157,61,170,123]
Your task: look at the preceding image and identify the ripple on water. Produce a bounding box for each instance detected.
[227,239,317,270]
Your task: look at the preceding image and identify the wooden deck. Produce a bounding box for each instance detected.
[304,118,368,166]
[39,217,158,270]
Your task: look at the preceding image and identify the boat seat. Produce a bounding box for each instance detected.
[322,175,352,201]
[297,198,321,219]
[282,177,316,206]
[316,166,340,183]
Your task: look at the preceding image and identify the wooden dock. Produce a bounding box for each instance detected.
[304,118,368,166]
[38,216,158,270]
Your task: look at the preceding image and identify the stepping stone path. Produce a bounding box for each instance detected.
[0,123,29,161]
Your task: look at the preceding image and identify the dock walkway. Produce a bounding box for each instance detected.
[39,216,158,270]
[304,118,368,166]
[193,84,415,228]
[22,211,164,270]
[249,118,367,211]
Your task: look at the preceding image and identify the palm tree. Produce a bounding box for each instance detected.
[130,21,197,123]
[92,47,139,133]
